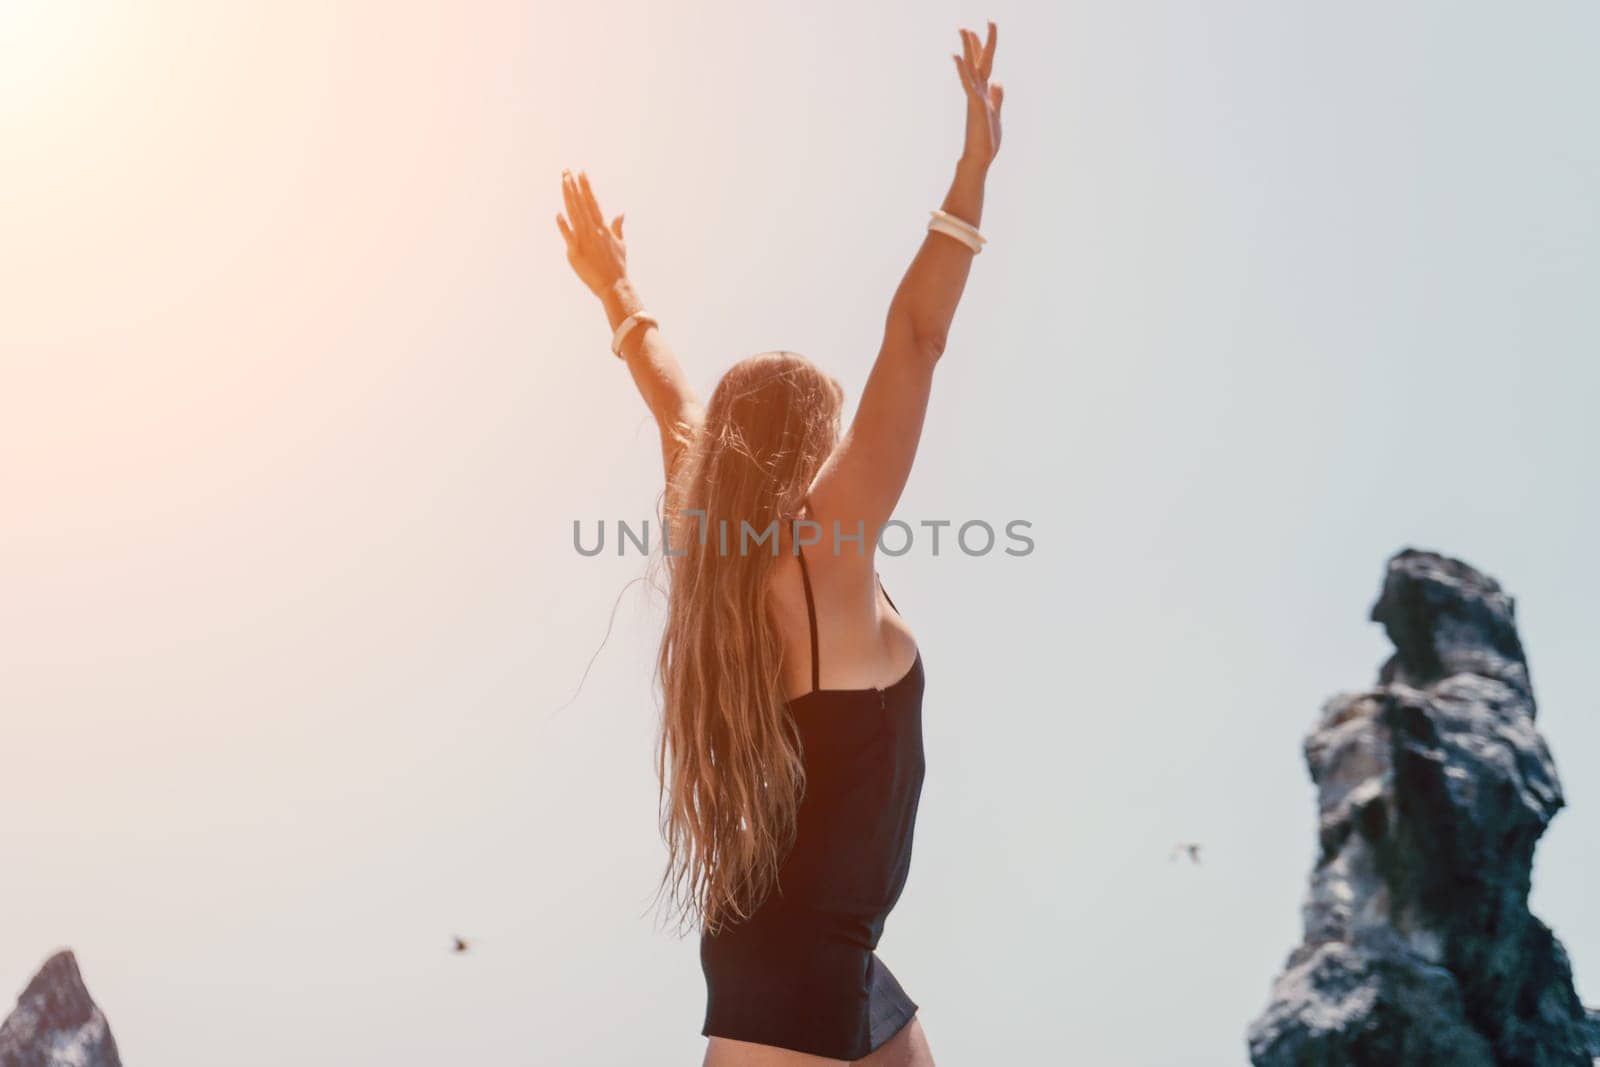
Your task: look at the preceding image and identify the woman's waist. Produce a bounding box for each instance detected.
[722,884,894,950]
[775,828,918,918]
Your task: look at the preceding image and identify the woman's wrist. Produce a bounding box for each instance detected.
[601,275,641,331]
[956,153,991,181]
[940,157,987,233]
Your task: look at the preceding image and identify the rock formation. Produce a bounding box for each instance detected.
[1249,549,1592,1065]
[0,950,121,1067]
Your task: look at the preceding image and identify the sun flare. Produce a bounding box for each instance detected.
[0,0,113,120]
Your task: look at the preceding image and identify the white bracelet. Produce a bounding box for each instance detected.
[928,217,983,254]
[612,310,658,358]
[929,208,985,242]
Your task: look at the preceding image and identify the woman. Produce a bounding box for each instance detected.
[556,22,1003,1066]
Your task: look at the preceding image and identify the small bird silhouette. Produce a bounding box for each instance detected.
[1170,842,1203,865]
[451,935,471,954]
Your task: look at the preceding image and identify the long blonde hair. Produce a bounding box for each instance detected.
[653,351,843,936]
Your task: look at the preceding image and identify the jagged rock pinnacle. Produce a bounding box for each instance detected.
[1248,549,1590,1066]
[0,950,122,1067]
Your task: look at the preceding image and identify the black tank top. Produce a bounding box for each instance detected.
[780,542,927,915]
[699,543,927,1059]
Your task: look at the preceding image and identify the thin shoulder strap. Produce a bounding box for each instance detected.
[877,572,901,617]
[795,543,821,691]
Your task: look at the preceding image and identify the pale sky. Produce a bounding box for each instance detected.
[2,2,1597,1064]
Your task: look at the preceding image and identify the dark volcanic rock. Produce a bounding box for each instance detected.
[1248,549,1591,1066]
[0,950,121,1067]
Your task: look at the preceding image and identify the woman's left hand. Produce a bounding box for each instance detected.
[556,169,628,300]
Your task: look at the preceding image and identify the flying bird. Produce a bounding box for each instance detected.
[1170,842,1203,865]
[451,935,471,954]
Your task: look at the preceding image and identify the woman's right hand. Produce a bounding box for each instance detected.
[556,168,628,300]
[951,22,1003,170]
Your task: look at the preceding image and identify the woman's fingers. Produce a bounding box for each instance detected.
[952,24,1001,110]
[572,171,594,228]
[952,28,979,98]
[578,171,606,231]
[561,172,587,237]
[564,171,588,230]
[955,23,998,86]
[556,213,575,246]
[562,170,596,234]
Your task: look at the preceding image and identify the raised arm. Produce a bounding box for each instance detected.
[557,170,705,483]
[807,23,1004,549]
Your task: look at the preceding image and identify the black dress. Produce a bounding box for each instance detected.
[700,545,927,1060]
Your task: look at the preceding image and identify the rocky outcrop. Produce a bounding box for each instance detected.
[1249,549,1592,1066]
[0,950,121,1067]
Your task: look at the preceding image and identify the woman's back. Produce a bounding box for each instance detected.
[768,516,921,700]
[700,535,928,1059]
[780,539,927,916]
